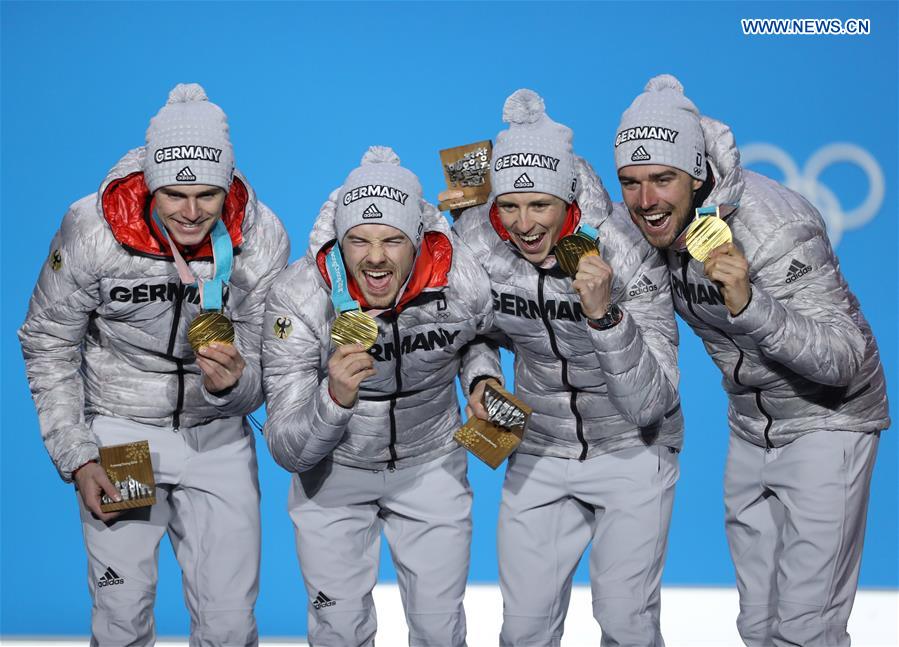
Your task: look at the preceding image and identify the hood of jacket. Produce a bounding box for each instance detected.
[97,146,254,261]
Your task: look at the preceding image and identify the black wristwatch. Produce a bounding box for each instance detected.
[586,303,623,331]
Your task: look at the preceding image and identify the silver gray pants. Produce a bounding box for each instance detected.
[81,415,260,647]
[724,429,879,647]
[498,445,679,647]
[289,447,472,647]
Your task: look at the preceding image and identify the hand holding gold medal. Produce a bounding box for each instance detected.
[554,232,600,278]
[153,212,244,390]
[188,311,246,393]
[553,226,619,323]
[687,205,751,316]
[685,207,733,262]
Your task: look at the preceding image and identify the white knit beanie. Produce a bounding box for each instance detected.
[335,146,425,248]
[144,83,235,192]
[614,74,707,180]
[491,89,578,203]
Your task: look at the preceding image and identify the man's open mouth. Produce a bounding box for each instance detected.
[362,269,393,292]
[516,230,546,252]
[641,211,671,230]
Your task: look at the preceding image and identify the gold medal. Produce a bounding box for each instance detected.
[685,215,733,262]
[331,309,379,350]
[187,311,235,353]
[554,234,599,277]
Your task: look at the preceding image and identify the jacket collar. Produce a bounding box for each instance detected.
[315,231,453,314]
[101,171,247,261]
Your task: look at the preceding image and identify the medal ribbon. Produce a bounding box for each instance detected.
[696,203,739,219]
[575,222,599,242]
[153,214,233,311]
[325,244,361,314]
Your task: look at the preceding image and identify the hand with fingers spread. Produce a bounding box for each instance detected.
[74,461,123,522]
[197,342,246,393]
[571,254,614,319]
[704,242,751,316]
[466,377,500,421]
[328,343,377,408]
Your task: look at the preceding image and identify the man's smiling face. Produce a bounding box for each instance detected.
[341,224,416,308]
[154,184,226,247]
[617,164,702,249]
[495,192,568,264]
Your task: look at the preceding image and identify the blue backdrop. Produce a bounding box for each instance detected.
[2,0,896,638]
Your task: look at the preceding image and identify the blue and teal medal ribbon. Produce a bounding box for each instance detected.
[325,242,379,349]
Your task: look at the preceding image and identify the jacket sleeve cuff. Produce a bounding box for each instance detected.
[202,382,237,405]
[318,378,356,428]
[59,440,101,483]
[588,306,638,361]
[468,374,503,395]
[726,285,782,337]
[201,364,263,415]
[460,344,503,395]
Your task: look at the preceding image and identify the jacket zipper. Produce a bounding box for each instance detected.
[166,285,186,431]
[678,253,773,447]
[387,317,402,470]
[537,271,588,460]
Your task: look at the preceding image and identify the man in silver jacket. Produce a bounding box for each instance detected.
[451,90,683,647]
[262,147,494,647]
[614,74,889,647]
[18,84,289,646]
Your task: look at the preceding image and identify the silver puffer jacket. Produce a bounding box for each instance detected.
[662,116,889,447]
[19,148,290,481]
[262,192,494,473]
[453,157,683,460]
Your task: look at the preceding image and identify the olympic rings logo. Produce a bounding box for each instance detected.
[740,143,884,247]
